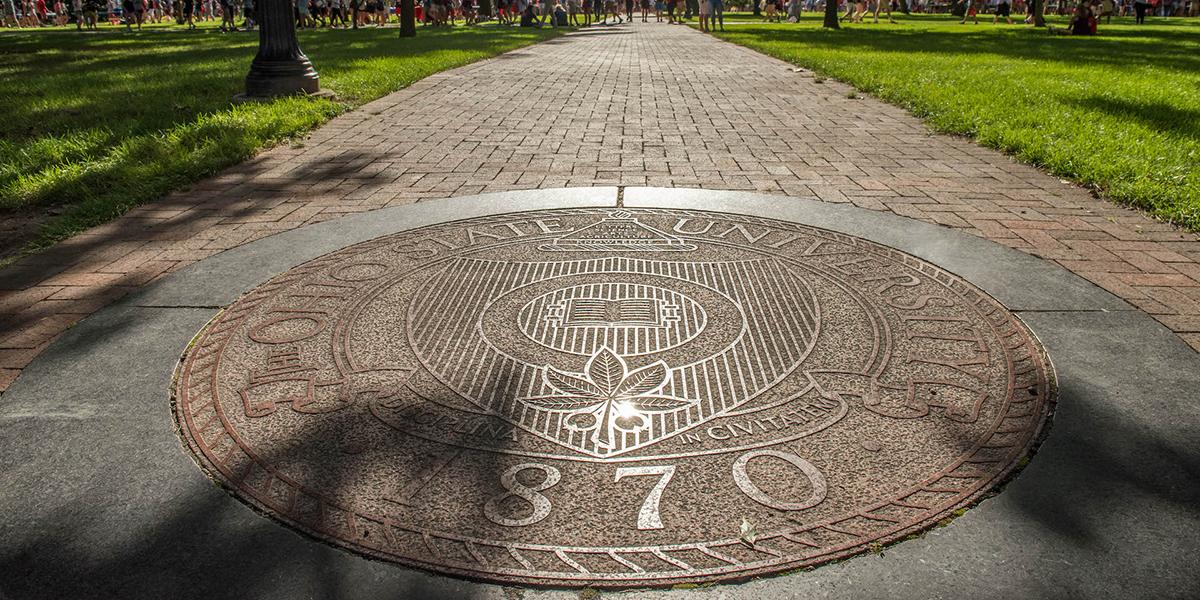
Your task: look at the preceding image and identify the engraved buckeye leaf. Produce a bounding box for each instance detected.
[544,368,605,399]
[587,347,626,394]
[614,361,669,398]
[522,347,694,449]
[621,395,692,411]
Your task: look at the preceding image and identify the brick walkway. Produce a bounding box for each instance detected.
[2,22,1199,394]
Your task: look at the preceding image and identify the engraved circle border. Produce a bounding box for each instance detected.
[172,207,1056,588]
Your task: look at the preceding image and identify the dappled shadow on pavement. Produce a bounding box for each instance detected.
[0,148,406,391]
[0,359,520,599]
[2,325,1199,598]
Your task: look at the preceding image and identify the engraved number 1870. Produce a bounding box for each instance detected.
[482,450,826,530]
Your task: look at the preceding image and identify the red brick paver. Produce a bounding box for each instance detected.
[2,23,1199,394]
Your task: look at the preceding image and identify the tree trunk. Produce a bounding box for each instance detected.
[400,0,414,35]
[899,0,909,13]
[823,0,839,26]
[1031,0,1044,25]
[752,0,761,15]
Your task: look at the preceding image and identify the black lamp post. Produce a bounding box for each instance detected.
[243,0,325,98]
[400,0,415,36]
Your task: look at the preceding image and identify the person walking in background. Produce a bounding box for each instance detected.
[850,0,865,20]
[960,0,978,22]
[872,0,893,22]
[239,0,252,26]
[296,0,311,27]
[82,0,99,26]
[992,0,1011,22]
[709,0,721,28]
[785,0,800,19]
[605,0,622,21]
[334,0,348,26]
[317,0,330,25]
[218,0,233,27]
[121,0,134,27]
[1098,0,1112,20]
[1133,0,1148,20]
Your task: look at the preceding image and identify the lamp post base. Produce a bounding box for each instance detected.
[242,56,325,99]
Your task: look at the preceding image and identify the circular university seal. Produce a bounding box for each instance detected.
[173,207,1054,587]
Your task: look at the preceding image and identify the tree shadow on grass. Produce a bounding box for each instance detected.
[0,26,559,128]
[1064,94,1200,137]
[0,26,560,214]
[727,23,1200,74]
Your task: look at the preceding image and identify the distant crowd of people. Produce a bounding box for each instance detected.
[287,0,717,29]
[947,0,1198,21]
[3,0,256,29]
[483,0,727,29]
[837,0,1197,23]
[2,0,1196,27]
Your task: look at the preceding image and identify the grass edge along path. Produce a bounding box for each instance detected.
[0,26,564,265]
[706,17,1200,232]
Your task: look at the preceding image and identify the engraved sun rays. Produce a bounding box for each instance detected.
[407,256,820,458]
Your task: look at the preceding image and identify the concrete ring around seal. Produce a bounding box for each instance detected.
[3,187,1199,600]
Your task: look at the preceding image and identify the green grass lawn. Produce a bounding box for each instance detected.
[0,22,561,259]
[707,15,1200,230]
